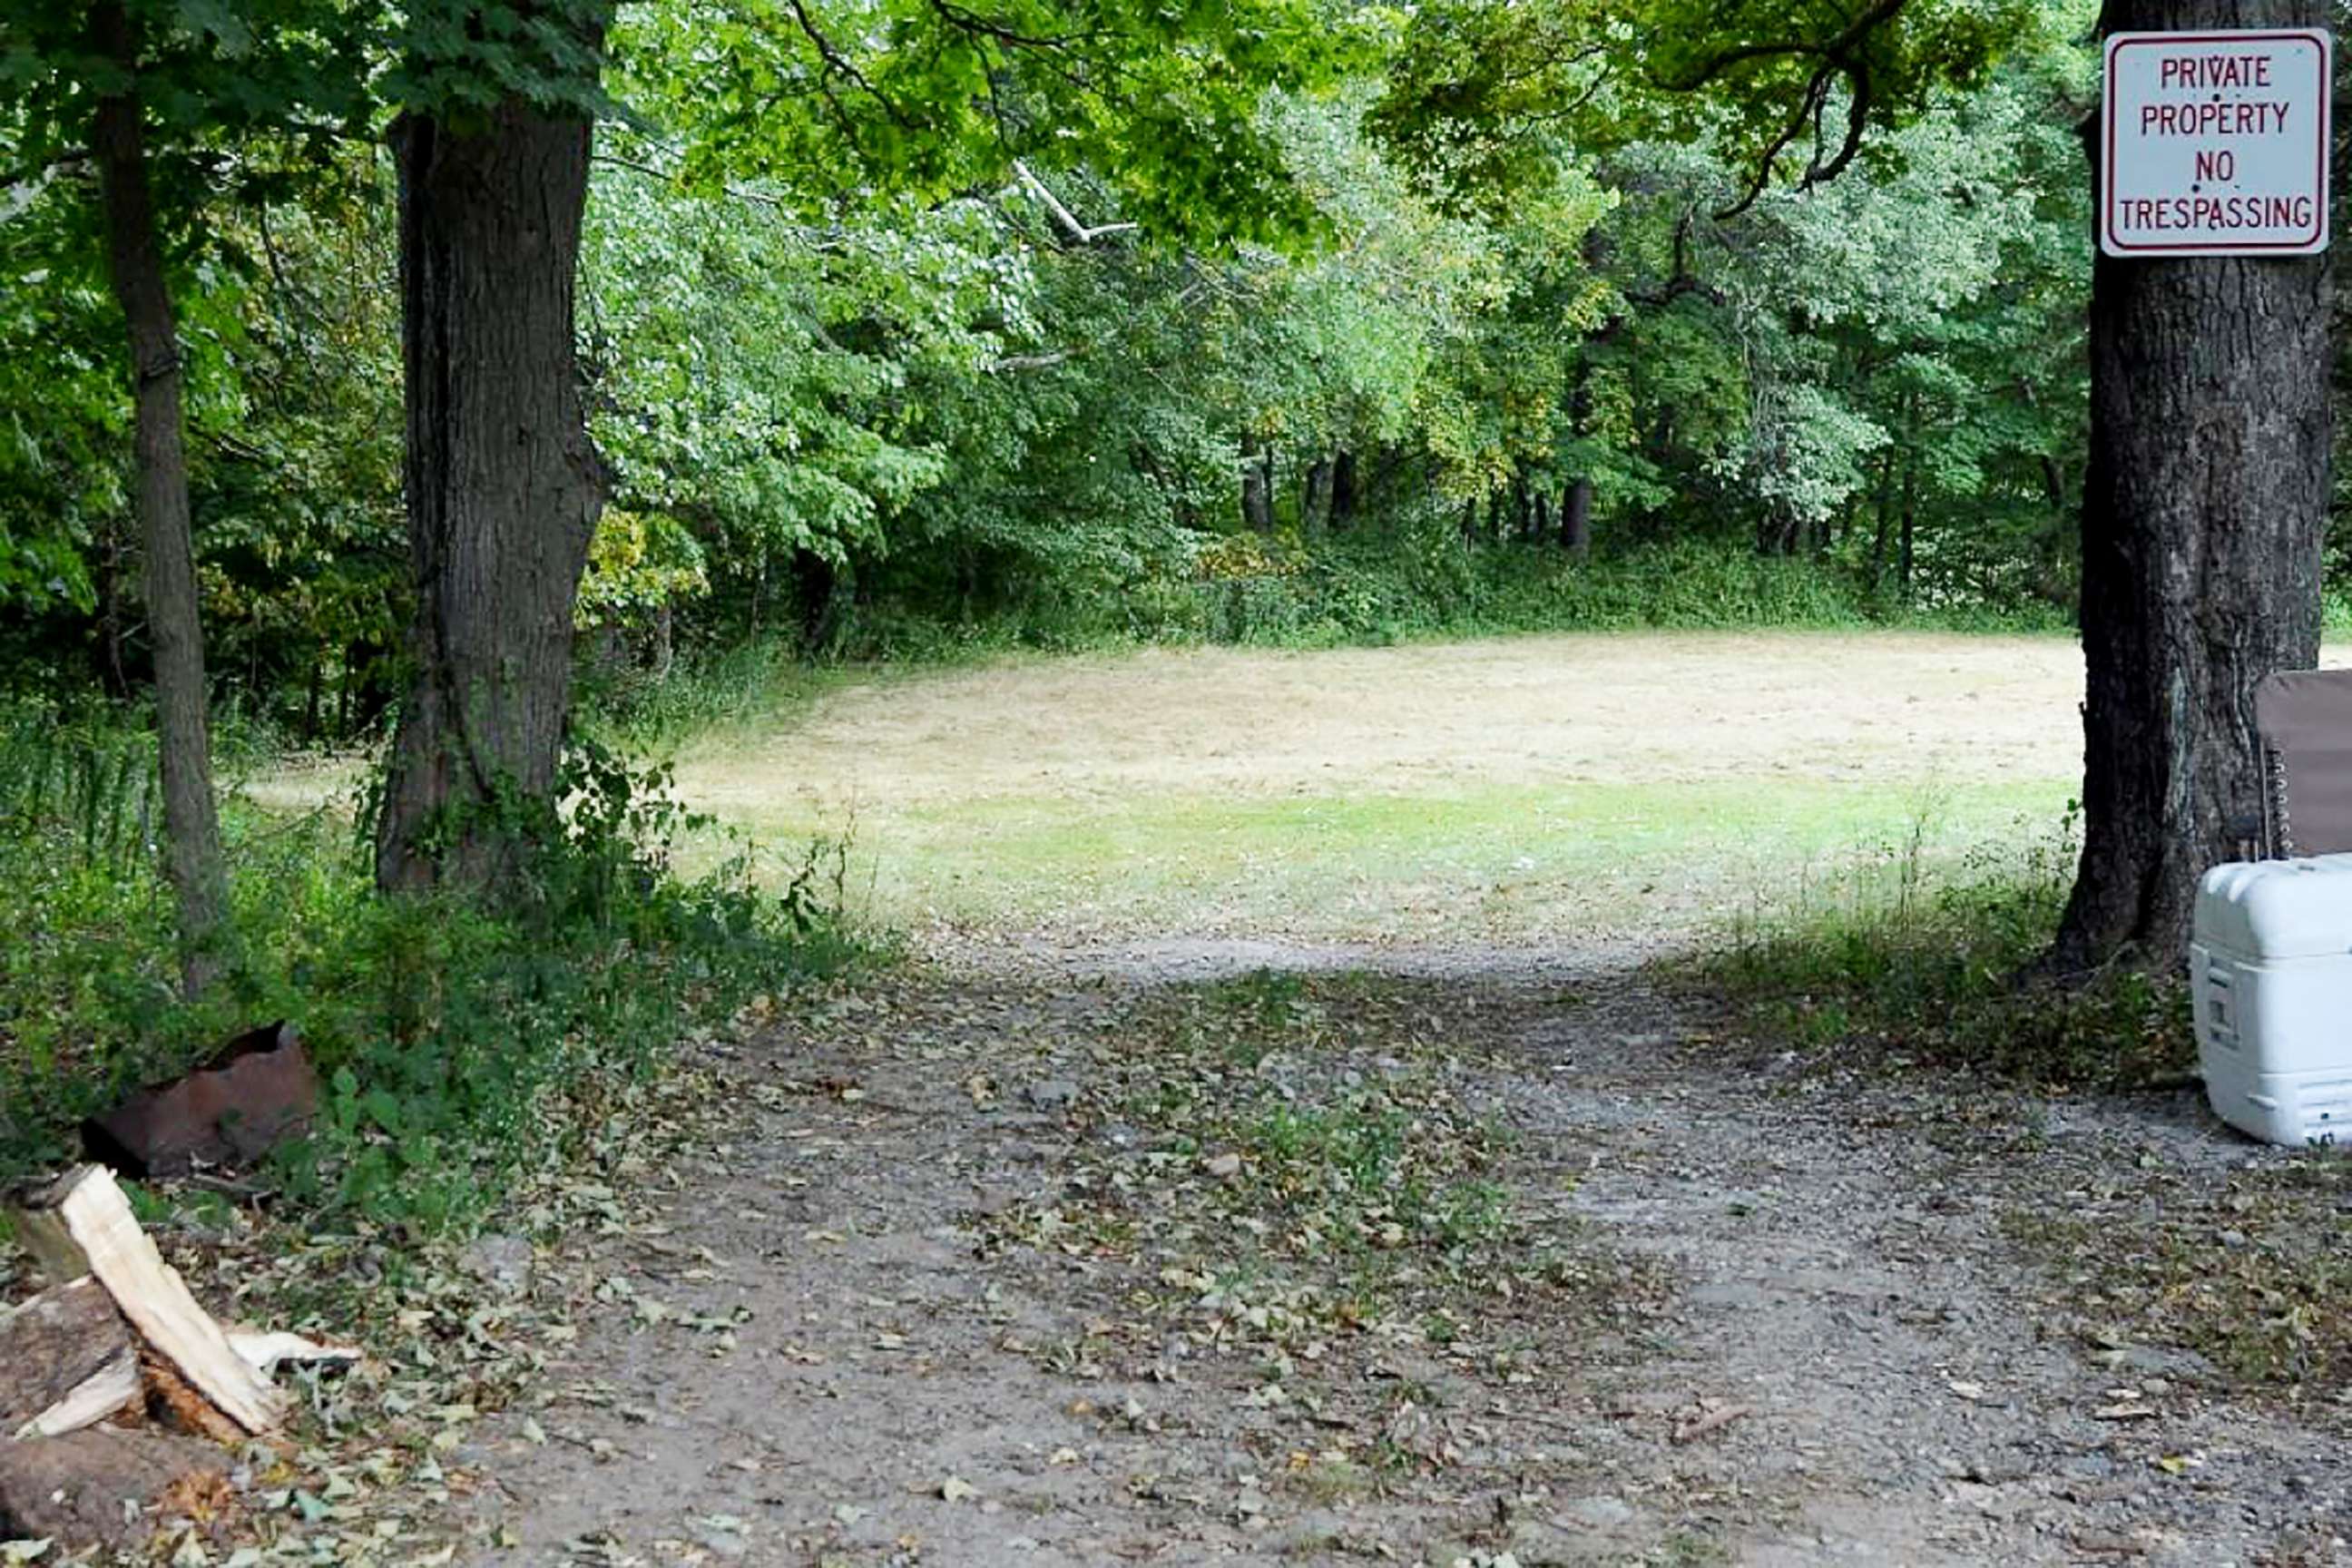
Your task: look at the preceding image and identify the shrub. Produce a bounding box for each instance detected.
[1696,812,2194,1091]
[0,708,859,1225]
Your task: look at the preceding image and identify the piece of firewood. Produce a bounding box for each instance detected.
[140,1349,245,1446]
[0,1277,132,1435]
[21,1348,142,1438]
[0,1426,228,1548]
[16,1166,286,1435]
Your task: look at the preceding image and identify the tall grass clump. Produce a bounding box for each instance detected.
[0,704,862,1227]
[1700,810,2194,1091]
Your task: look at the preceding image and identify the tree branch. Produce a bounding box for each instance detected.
[1013,160,1137,242]
[1660,0,1908,218]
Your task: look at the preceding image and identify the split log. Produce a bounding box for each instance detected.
[14,1166,287,1435]
[0,1279,133,1436]
[0,1426,228,1549]
[21,1351,141,1439]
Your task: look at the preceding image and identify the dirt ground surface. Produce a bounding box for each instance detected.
[377,633,2347,1565]
[461,948,2352,1568]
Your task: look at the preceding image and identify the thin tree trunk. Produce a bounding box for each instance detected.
[1328,450,1357,531]
[2052,0,2332,970]
[1240,436,1274,533]
[793,548,840,653]
[1897,474,1916,597]
[93,514,130,699]
[91,1,229,994]
[1301,457,1331,533]
[376,88,607,894]
[1867,446,1897,593]
[650,602,674,681]
[1559,480,1589,558]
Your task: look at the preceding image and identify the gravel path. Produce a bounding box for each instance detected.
[465,944,2352,1567]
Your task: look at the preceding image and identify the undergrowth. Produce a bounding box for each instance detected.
[1697,812,2194,1091]
[0,706,864,1228]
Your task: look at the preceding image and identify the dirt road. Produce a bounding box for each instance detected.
[416,634,2351,1564]
[466,948,2350,1568]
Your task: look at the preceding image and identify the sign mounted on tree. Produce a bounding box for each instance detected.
[2102,28,2332,258]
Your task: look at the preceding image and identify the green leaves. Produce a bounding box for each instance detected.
[1372,0,2062,218]
[614,0,1359,248]
[387,0,615,119]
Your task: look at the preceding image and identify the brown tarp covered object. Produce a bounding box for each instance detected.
[2255,670,2352,858]
[80,1022,317,1179]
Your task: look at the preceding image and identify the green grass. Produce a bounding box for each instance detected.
[1696,819,2194,1090]
[691,776,2076,945]
[0,711,863,1225]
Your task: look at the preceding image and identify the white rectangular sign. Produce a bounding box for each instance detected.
[2102,28,2332,258]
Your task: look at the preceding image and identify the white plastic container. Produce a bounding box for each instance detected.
[2192,855,2352,1147]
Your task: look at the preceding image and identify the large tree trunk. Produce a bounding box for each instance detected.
[91,3,229,994]
[375,97,606,894]
[2050,0,2332,971]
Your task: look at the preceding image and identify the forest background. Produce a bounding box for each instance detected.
[4,0,2148,732]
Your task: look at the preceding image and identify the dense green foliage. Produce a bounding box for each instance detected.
[0,0,2122,740]
[0,0,2313,1227]
[0,706,856,1216]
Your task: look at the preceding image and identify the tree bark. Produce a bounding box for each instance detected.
[1897,464,1916,598]
[2050,0,2333,971]
[792,548,844,653]
[650,601,674,681]
[376,92,606,894]
[91,2,230,993]
[1328,449,1357,531]
[1562,478,1592,558]
[1240,435,1274,533]
[1301,457,1330,533]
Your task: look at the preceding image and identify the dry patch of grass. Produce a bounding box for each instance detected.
[646,631,2091,945]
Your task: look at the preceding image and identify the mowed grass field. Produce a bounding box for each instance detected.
[660,630,2091,948]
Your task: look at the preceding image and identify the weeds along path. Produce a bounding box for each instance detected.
[467,950,2351,1567]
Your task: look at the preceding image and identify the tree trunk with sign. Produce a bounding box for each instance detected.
[2049,0,2333,972]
